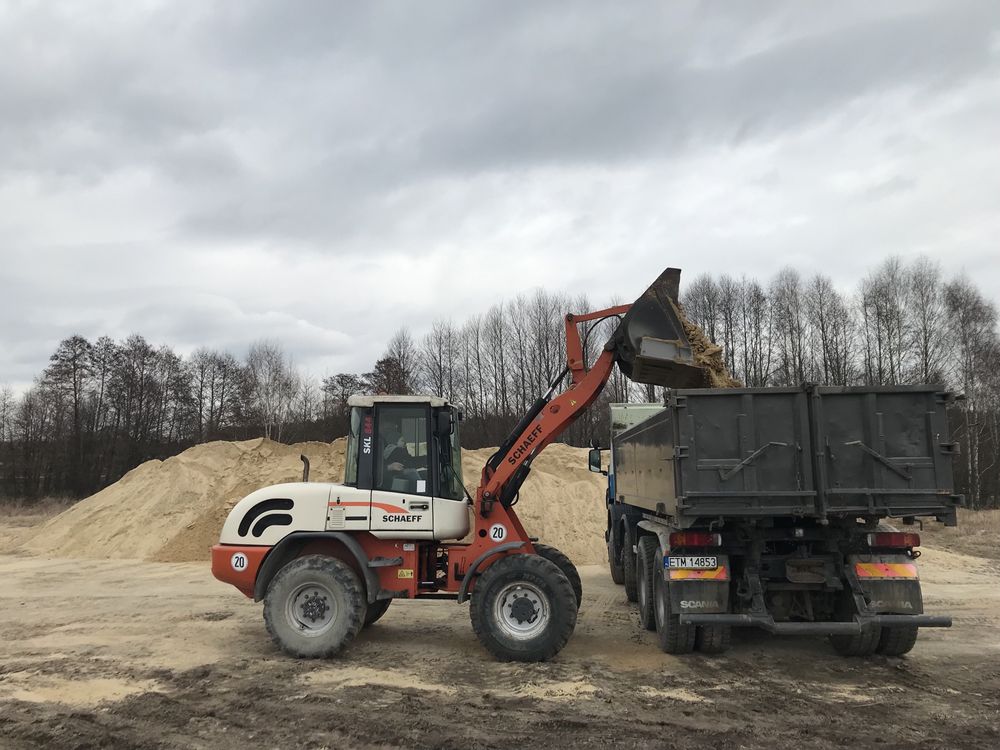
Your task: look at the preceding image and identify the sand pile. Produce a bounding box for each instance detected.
[22,438,608,565]
[461,444,608,565]
[22,438,346,564]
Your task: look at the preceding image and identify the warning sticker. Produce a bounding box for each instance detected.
[489,523,507,542]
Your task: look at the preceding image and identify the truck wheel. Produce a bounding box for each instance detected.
[622,524,639,603]
[534,543,583,609]
[470,553,578,662]
[877,626,918,656]
[696,625,732,655]
[363,598,392,627]
[607,528,625,585]
[829,593,879,657]
[636,536,658,631]
[653,543,695,654]
[263,555,365,658]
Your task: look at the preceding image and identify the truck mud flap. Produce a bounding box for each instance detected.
[848,554,924,614]
[669,581,730,614]
[677,613,952,634]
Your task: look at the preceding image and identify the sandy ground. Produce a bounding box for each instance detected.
[1,526,998,750]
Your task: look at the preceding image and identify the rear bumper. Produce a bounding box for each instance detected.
[211,543,270,598]
[678,613,952,635]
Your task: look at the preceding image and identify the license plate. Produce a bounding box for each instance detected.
[664,556,718,570]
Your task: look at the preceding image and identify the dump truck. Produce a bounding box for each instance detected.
[211,267,707,662]
[593,385,962,655]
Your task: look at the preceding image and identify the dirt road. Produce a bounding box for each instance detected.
[1,543,998,750]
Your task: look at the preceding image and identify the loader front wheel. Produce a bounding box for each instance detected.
[534,543,583,609]
[470,553,578,662]
[263,555,365,658]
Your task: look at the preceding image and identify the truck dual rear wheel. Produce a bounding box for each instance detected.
[470,553,578,662]
[695,624,732,654]
[653,543,696,654]
[622,525,639,603]
[829,592,880,657]
[636,536,658,631]
[877,625,918,656]
[263,555,365,658]
[534,543,583,609]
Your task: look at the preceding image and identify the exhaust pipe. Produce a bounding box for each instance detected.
[301,454,310,482]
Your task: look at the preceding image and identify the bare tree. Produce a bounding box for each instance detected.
[43,335,93,495]
[859,257,909,385]
[420,319,461,400]
[246,340,300,441]
[770,268,809,385]
[907,257,947,383]
[805,274,855,385]
[681,274,721,342]
[945,277,998,507]
[737,277,772,387]
[384,328,419,394]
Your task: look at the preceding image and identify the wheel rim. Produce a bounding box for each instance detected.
[286,581,338,637]
[493,581,550,641]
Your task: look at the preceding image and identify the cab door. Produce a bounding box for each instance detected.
[369,403,435,538]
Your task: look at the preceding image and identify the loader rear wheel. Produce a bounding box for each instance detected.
[829,592,879,657]
[653,542,695,654]
[636,535,657,631]
[607,528,625,585]
[534,543,583,609]
[877,625,918,656]
[622,524,639,603]
[363,598,392,627]
[263,555,365,658]
[470,553,578,662]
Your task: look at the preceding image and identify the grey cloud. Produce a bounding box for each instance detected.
[1,1,999,389]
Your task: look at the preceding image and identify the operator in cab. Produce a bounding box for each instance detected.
[382,420,422,485]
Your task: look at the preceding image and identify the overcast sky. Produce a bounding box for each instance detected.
[2,1,999,391]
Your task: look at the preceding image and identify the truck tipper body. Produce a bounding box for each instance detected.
[597,385,961,655]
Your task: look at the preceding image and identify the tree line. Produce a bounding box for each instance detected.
[0,289,624,503]
[1,255,998,507]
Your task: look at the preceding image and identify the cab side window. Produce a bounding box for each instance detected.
[375,405,431,495]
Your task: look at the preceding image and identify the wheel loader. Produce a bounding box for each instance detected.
[211,267,704,661]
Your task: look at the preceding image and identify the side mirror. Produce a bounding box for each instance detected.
[588,448,603,474]
[435,410,453,437]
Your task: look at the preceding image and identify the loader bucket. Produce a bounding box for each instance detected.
[612,267,707,388]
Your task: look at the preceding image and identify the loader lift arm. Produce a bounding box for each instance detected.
[477,268,703,516]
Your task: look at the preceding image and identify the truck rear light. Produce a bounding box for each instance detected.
[867,532,920,549]
[669,531,721,548]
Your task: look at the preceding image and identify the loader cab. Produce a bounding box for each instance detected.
[344,395,469,540]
